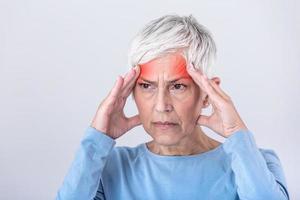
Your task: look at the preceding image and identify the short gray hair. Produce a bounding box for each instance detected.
[128,14,217,77]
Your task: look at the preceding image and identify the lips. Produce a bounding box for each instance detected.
[153,121,177,125]
[152,121,178,130]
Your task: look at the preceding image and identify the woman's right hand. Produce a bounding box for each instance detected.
[90,65,141,139]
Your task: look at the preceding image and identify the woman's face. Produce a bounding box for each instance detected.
[133,53,207,146]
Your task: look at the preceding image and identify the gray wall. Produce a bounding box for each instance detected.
[0,0,299,199]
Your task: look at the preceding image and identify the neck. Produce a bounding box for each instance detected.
[146,127,220,156]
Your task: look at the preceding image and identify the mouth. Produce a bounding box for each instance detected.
[152,121,178,130]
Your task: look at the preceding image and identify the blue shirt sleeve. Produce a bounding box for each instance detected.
[56,126,116,200]
[222,129,289,200]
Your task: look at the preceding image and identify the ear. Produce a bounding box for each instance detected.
[201,76,221,108]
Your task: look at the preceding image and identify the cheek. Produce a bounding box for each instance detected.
[176,99,197,120]
[173,85,199,104]
[175,92,202,124]
[173,90,194,101]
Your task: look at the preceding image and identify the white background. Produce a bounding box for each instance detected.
[0,0,299,199]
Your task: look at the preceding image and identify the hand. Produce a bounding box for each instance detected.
[91,65,142,139]
[187,64,248,138]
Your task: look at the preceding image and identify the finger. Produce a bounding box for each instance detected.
[103,76,124,107]
[208,79,231,100]
[122,68,136,88]
[187,64,230,105]
[196,114,211,127]
[207,98,219,114]
[121,65,140,97]
[186,64,206,91]
[127,114,142,130]
[187,67,224,103]
[108,68,134,103]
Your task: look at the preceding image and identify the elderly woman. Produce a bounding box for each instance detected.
[56,15,289,200]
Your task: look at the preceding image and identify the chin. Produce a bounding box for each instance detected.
[151,134,182,147]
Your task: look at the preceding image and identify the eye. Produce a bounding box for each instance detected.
[170,83,187,91]
[138,83,153,90]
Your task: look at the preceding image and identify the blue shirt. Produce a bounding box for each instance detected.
[56,127,289,200]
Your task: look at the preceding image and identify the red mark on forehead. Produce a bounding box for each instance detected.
[173,59,190,79]
[137,53,192,82]
[139,62,155,79]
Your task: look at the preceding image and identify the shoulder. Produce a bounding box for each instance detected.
[258,148,289,198]
[107,143,146,164]
[258,148,283,166]
[258,148,286,183]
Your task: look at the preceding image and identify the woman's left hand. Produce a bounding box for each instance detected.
[187,64,248,138]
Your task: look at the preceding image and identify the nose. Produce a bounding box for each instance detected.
[154,89,173,113]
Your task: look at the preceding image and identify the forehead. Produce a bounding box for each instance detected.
[138,53,190,80]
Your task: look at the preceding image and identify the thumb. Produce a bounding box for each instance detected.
[197,114,210,127]
[127,114,142,130]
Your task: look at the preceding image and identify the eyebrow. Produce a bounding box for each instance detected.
[139,76,191,84]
